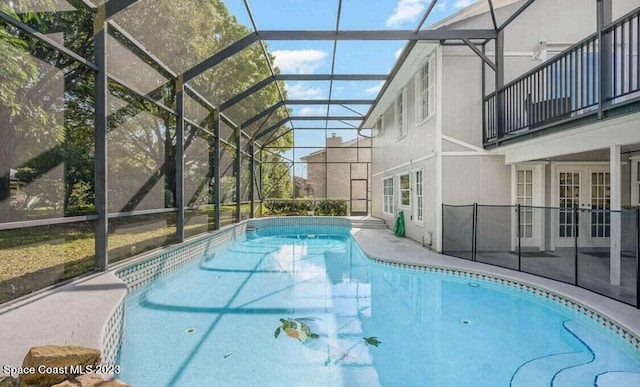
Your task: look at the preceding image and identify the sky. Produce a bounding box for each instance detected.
[224,0,479,113]
[222,0,480,171]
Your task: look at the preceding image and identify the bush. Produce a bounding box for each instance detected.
[315,199,348,216]
[264,199,348,216]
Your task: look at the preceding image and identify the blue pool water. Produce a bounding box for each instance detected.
[118,227,640,386]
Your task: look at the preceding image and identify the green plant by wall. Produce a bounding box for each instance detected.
[264,199,348,216]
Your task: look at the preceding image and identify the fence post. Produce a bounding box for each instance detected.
[517,204,522,271]
[441,203,444,253]
[472,203,478,262]
[574,206,579,286]
[636,208,639,308]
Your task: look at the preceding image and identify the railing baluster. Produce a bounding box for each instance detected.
[580,43,584,109]
[628,17,632,94]
[484,8,640,145]
[636,14,640,90]
[613,26,618,98]
[622,22,626,95]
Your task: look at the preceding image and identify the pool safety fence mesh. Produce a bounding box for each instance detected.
[442,204,640,308]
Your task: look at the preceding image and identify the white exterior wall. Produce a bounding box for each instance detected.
[370,0,640,251]
[371,43,439,245]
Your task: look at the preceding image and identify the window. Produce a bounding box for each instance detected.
[516,169,534,238]
[372,114,384,138]
[416,54,436,122]
[415,170,423,222]
[633,159,640,206]
[395,89,407,139]
[399,174,410,207]
[383,178,394,214]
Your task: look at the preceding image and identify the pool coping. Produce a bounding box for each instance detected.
[1,216,640,373]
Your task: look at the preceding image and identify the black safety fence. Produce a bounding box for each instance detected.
[442,204,640,308]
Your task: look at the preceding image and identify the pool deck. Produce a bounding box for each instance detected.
[1,224,640,370]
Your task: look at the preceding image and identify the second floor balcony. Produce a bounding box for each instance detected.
[484,7,640,148]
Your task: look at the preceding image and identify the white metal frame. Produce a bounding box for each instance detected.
[415,53,436,125]
[631,155,640,206]
[382,176,394,215]
[398,172,411,211]
[395,88,408,140]
[414,168,424,225]
[511,163,545,250]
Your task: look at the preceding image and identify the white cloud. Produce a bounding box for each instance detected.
[272,49,327,74]
[394,48,403,59]
[454,0,474,8]
[298,107,326,116]
[386,0,426,27]
[437,1,448,11]
[286,83,325,99]
[364,81,385,95]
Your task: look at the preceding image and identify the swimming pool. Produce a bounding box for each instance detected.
[117,225,640,386]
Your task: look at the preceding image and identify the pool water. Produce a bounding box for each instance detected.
[118,227,640,386]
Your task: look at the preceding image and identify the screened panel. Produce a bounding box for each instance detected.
[326,164,350,200]
[262,162,293,200]
[0,26,95,221]
[107,83,176,213]
[185,93,213,126]
[184,208,214,238]
[0,221,95,303]
[1,1,95,60]
[220,117,236,144]
[240,155,251,203]
[187,43,276,113]
[577,208,638,306]
[108,212,177,264]
[219,141,236,205]
[224,84,286,135]
[442,205,474,260]
[294,130,328,148]
[521,207,576,284]
[184,125,214,207]
[112,0,256,74]
[106,34,171,103]
[475,205,518,270]
[295,148,326,163]
[302,163,326,199]
[351,163,368,179]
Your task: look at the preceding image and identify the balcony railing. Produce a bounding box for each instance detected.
[484,7,640,146]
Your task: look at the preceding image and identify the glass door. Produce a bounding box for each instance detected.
[555,166,610,248]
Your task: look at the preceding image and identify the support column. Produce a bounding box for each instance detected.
[597,0,613,117]
[93,8,108,270]
[495,30,505,142]
[610,145,622,285]
[235,125,242,223]
[213,111,221,230]
[175,75,185,242]
[250,140,255,218]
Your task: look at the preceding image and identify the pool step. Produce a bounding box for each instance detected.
[596,371,640,386]
[512,320,640,387]
[510,351,591,387]
[552,320,640,387]
[349,217,387,229]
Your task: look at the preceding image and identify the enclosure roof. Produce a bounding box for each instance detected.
[89,0,536,143]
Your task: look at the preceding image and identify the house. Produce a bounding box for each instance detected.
[300,133,372,215]
[363,0,640,287]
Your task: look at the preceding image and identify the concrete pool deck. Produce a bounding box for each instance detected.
[1,222,640,371]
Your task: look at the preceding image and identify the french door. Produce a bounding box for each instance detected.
[554,165,610,248]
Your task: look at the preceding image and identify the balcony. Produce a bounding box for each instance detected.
[484,7,640,147]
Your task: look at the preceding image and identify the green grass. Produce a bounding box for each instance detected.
[1,203,261,303]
